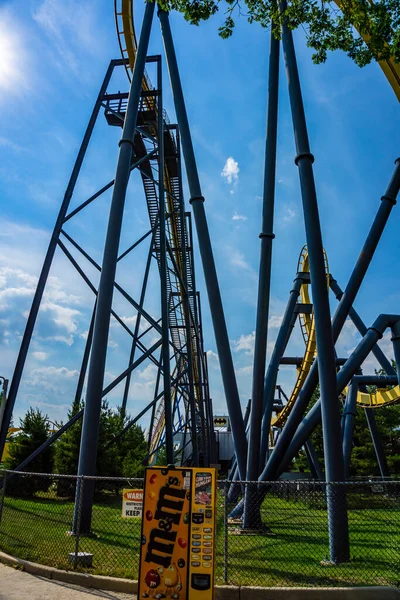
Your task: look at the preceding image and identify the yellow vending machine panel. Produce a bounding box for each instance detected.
[138,467,216,600]
[138,467,191,599]
[188,469,216,600]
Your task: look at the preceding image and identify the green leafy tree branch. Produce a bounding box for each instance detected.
[157,0,400,67]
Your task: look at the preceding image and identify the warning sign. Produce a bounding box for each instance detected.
[122,489,143,518]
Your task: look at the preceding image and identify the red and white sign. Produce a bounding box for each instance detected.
[122,488,143,518]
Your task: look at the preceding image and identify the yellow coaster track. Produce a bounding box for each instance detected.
[271,245,328,428]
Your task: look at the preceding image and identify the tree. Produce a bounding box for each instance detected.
[158,0,400,68]
[4,408,54,496]
[105,407,147,479]
[291,385,324,474]
[53,400,147,496]
[53,399,83,496]
[154,446,168,466]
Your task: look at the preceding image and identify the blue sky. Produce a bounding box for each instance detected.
[0,0,399,428]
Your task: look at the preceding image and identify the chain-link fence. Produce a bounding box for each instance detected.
[0,471,399,587]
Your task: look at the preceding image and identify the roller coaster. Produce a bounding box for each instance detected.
[0,0,399,563]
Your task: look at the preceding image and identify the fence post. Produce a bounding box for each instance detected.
[224,480,229,584]
[73,476,84,569]
[0,471,7,527]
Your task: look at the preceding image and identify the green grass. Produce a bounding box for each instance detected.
[0,491,399,587]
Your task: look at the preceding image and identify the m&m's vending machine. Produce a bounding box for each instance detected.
[138,467,216,600]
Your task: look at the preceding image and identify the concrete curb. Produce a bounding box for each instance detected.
[0,551,399,598]
[0,551,137,594]
[240,586,400,599]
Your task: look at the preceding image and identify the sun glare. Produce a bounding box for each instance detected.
[0,18,25,92]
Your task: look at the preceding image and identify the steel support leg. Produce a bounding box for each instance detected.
[391,319,400,376]
[156,57,174,464]
[159,10,247,479]
[364,408,390,478]
[0,61,116,459]
[342,382,358,479]
[243,29,280,530]
[75,2,155,534]
[259,275,303,471]
[282,21,349,561]
[304,439,324,480]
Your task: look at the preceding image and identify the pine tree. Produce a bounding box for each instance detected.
[4,408,54,496]
[101,406,147,479]
[53,399,83,496]
[53,400,147,495]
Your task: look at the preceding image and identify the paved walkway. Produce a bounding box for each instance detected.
[0,564,136,600]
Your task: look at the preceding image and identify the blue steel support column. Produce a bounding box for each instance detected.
[243,29,280,530]
[259,275,303,472]
[227,401,251,504]
[281,21,349,561]
[0,60,117,460]
[260,160,400,485]
[75,2,155,534]
[159,10,247,479]
[157,57,174,464]
[390,319,400,377]
[342,382,358,479]
[304,439,323,480]
[364,408,390,478]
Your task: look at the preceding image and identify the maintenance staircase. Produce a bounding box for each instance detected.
[104,90,207,463]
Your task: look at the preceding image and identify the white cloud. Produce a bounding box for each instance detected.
[269,315,283,329]
[138,364,158,382]
[41,302,81,334]
[221,157,239,185]
[0,137,26,153]
[32,351,48,361]
[0,285,34,310]
[233,331,255,356]
[236,365,252,376]
[27,365,79,393]
[232,212,248,222]
[283,207,296,223]
[121,315,137,327]
[230,249,252,271]
[43,334,74,346]
[206,350,219,367]
[0,263,85,348]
